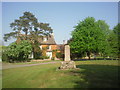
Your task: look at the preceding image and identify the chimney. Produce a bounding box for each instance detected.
[63,40,67,44]
[51,32,54,36]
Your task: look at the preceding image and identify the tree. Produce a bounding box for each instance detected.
[112,23,120,58]
[107,30,119,58]
[5,40,32,62]
[1,45,8,61]
[96,20,111,57]
[4,12,52,41]
[4,11,53,58]
[69,17,109,59]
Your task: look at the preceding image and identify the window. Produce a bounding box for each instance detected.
[39,46,42,50]
[47,45,51,50]
[43,37,47,41]
[49,45,51,50]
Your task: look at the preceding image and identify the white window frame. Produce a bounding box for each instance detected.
[39,46,42,50]
[43,37,47,41]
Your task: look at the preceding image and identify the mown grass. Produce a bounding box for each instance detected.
[2,60,119,88]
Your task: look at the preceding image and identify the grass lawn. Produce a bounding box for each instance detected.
[2,60,119,88]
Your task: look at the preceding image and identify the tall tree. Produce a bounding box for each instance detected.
[107,30,119,58]
[69,17,109,59]
[4,11,53,58]
[96,20,111,57]
[112,23,120,58]
[4,12,52,42]
[4,12,37,41]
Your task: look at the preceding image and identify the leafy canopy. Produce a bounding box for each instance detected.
[69,17,110,59]
[6,40,32,61]
[4,11,53,42]
[4,11,53,59]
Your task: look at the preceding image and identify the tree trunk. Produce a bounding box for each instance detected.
[87,52,91,60]
[94,53,96,60]
[25,31,28,40]
[88,55,90,60]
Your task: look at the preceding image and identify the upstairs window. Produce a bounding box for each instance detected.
[39,46,42,50]
[43,37,47,42]
[47,45,51,50]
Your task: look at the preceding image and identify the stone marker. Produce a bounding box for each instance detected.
[59,44,76,70]
[64,45,71,61]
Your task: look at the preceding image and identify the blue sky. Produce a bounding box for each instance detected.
[2,2,118,45]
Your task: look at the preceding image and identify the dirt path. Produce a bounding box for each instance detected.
[2,61,60,70]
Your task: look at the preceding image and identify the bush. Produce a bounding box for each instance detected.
[51,57,55,60]
[2,51,9,62]
[56,52,64,58]
[44,56,49,59]
[5,40,32,62]
[34,52,42,59]
[39,56,44,60]
[39,56,49,60]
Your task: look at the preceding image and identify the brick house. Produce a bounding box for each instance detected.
[17,33,64,60]
[29,33,64,59]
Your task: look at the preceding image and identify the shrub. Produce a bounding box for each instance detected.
[5,40,32,62]
[51,57,55,60]
[34,52,42,59]
[56,52,64,58]
[39,56,44,60]
[39,56,49,60]
[44,56,49,59]
[2,51,9,62]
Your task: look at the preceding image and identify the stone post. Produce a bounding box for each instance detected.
[59,44,76,70]
[64,45,71,61]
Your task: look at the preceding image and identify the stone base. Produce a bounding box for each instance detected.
[59,61,76,70]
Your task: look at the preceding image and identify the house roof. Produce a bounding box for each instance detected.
[38,34,56,45]
[16,33,56,45]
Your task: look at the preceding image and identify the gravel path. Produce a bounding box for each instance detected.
[2,61,60,70]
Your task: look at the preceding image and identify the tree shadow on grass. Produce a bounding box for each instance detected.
[72,58,119,61]
[69,64,120,88]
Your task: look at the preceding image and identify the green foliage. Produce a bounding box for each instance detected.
[2,51,9,62]
[101,23,120,59]
[39,56,49,60]
[39,56,44,60]
[34,52,42,59]
[32,40,42,59]
[56,52,64,58]
[4,11,53,42]
[51,57,55,60]
[69,17,110,59]
[106,30,118,58]
[113,23,120,58]
[43,56,49,59]
[4,11,53,59]
[4,12,53,41]
[1,46,9,61]
[5,40,32,62]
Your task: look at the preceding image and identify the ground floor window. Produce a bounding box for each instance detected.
[46,51,52,59]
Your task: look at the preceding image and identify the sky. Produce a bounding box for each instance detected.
[2,1,118,46]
